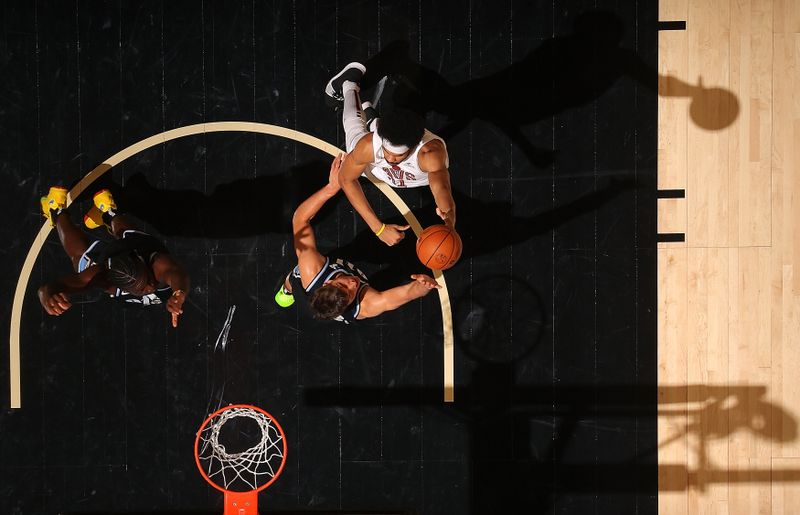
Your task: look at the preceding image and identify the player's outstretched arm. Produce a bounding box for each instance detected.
[357,274,441,319]
[419,140,456,227]
[339,135,409,246]
[37,266,107,316]
[293,154,343,283]
[152,255,191,326]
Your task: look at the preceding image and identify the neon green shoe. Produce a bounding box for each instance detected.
[40,186,68,226]
[92,189,117,213]
[275,286,295,308]
[274,273,295,308]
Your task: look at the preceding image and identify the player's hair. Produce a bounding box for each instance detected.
[107,252,150,292]
[376,109,425,150]
[308,284,351,320]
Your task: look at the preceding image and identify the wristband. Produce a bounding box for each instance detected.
[172,289,185,298]
[375,223,386,237]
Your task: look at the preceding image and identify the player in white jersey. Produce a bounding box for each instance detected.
[325,62,456,246]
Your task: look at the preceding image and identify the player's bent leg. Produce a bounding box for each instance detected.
[343,83,369,152]
[54,212,91,272]
[39,185,90,271]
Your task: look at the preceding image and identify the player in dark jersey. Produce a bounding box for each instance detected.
[37,186,190,327]
[274,154,440,323]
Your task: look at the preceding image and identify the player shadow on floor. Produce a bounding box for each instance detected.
[304,378,798,514]
[359,10,737,169]
[94,162,632,322]
[303,276,798,512]
[100,159,335,239]
[102,157,632,281]
[331,176,635,292]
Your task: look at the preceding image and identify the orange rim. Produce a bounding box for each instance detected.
[194,403,288,494]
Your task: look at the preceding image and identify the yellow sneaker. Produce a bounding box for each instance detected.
[83,205,109,230]
[40,186,68,226]
[93,189,117,213]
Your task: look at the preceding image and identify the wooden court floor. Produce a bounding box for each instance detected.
[657,0,800,513]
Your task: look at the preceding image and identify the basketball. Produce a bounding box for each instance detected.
[416,224,462,270]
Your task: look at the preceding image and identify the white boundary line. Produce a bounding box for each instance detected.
[9,121,455,408]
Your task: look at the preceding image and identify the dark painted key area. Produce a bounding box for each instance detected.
[0,1,658,514]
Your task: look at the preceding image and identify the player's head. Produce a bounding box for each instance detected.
[308,274,360,320]
[376,109,425,164]
[107,252,157,296]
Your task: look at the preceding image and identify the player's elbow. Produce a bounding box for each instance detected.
[291,209,311,229]
[338,172,357,188]
[291,219,310,244]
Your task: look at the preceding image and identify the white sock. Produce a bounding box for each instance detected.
[342,80,360,94]
[343,82,368,152]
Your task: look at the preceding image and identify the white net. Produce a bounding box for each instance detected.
[197,406,286,492]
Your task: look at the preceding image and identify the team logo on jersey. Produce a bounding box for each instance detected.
[381,165,417,188]
[332,258,368,282]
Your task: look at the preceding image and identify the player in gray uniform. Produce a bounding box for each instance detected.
[274,154,440,322]
[286,257,370,324]
[325,62,456,247]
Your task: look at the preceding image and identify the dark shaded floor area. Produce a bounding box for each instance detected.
[0,1,657,514]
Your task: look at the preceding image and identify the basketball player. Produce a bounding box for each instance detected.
[37,186,190,327]
[274,154,440,323]
[325,62,456,246]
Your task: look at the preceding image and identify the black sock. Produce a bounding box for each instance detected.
[101,209,116,226]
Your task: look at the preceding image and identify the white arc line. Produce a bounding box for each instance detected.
[9,121,454,408]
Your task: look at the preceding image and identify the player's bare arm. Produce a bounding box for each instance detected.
[418,139,456,227]
[37,266,107,316]
[293,154,344,287]
[356,274,441,319]
[152,254,191,323]
[339,135,410,246]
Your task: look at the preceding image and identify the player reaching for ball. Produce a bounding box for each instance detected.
[37,186,190,327]
[325,61,456,246]
[274,154,441,323]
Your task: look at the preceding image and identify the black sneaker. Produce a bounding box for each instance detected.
[325,62,366,102]
[361,101,379,132]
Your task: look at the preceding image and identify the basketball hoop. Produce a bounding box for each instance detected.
[195,404,287,515]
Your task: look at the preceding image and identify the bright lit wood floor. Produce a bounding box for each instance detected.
[658,0,800,513]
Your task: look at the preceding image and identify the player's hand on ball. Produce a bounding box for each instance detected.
[436,207,456,228]
[411,274,441,289]
[378,224,410,246]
